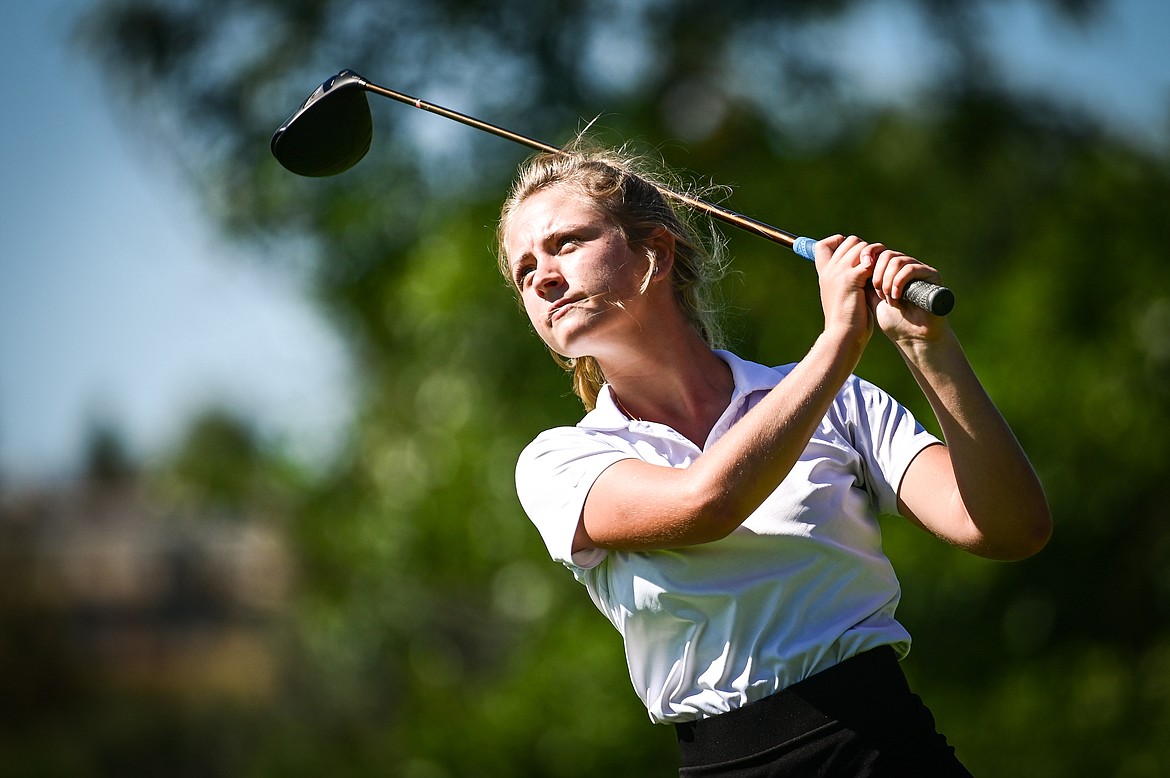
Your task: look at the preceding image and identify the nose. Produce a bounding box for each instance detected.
[532,259,566,300]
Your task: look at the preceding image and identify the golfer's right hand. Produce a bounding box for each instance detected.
[814,234,874,346]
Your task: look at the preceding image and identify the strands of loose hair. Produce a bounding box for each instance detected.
[498,135,732,410]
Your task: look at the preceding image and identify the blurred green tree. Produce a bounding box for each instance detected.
[46,0,1170,775]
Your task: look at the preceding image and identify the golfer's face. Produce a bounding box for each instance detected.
[505,186,651,358]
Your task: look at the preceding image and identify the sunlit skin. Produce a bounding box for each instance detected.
[505,186,674,361]
[504,183,1052,561]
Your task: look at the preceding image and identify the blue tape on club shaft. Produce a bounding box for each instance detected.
[792,236,817,260]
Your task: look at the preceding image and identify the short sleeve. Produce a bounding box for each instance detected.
[515,427,636,569]
[844,376,941,516]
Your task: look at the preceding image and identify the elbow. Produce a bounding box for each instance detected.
[991,526,1051,562]
[1017,506,1054,559]
[1015,493,1055,559]
[979,504,1053,562]
[1003,473,1055,560]
[682,482,749,545]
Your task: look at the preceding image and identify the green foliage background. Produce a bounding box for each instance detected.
[8,0,1170,775]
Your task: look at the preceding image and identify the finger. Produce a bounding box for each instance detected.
[872,249,903,301]
[814,234,845,266]
[817,235,868,279]
[834,236,871,271]
[837,235,865,259]
[890,260,940,302]
[860,242,886,270]
[879,249,931,300]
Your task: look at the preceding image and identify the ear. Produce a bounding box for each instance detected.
[644,228,676,283]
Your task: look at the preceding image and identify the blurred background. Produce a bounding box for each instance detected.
[2,0,1169,775]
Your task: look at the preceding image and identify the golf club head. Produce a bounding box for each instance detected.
[271,70,372,176]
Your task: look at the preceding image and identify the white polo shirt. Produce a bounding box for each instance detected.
[515,351,940,724]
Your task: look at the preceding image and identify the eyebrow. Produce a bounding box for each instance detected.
[507,218,604,281]
[510,223,590,262]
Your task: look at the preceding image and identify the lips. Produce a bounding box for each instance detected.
[547,297,582,324]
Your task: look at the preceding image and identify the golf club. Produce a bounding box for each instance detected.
[272,70,954,316]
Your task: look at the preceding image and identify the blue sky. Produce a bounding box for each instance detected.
[1,0,354,480]
[1,0,1167,481]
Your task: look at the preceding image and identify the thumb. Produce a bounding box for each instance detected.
[814,234,845,266]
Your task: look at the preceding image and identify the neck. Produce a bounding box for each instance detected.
[598,331,734,447]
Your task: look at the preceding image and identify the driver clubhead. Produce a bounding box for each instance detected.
[271,70,372,177]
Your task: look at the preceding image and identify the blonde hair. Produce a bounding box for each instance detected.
[497,139,729,410]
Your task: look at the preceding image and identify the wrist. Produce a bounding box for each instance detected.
[816,326,868,370]
[895,328,965,372]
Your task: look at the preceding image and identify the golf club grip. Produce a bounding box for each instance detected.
[792,237,955,316]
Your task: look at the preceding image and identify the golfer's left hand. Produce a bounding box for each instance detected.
[862,243,950,343]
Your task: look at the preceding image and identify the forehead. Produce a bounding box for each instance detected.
[505,185,606,251]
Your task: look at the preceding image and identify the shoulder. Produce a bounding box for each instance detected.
[517,424,637,485]
[515,425,638,570]
[832,374,918,428]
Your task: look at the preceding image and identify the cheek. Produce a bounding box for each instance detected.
[521,291,548,330]
[602,257,648,296]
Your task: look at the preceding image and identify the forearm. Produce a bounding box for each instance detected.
[581,235,876,551]
[897,330,1052,558]
[689,329,866,535]
[581,329,865,549]
[687,237,877,533]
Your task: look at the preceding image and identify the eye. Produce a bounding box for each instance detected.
[513,261,535,287]
[556,234,580,253]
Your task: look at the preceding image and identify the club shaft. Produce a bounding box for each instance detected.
[359,78,799,248]
[353,75,953,316]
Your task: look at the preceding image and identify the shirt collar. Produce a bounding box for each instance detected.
[716,349,786,396]
[579,350,786,431]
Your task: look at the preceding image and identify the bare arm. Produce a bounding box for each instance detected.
[894,332,1052,560]
[575,235,874,552]
[578,330,865,550]
[868,247,1052,560]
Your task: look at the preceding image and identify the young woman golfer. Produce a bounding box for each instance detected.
[498,144,1051,776]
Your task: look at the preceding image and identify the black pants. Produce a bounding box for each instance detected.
[674,647,973,777]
